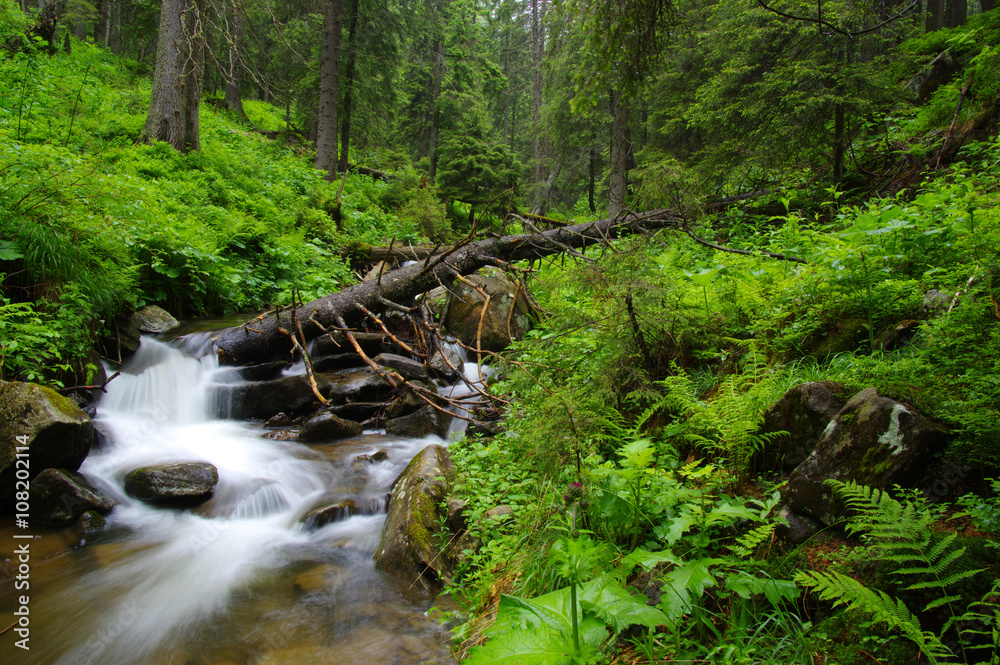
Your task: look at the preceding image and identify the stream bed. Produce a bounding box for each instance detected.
[2,336,460,665]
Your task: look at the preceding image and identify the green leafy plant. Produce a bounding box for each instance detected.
[794,480,985,663]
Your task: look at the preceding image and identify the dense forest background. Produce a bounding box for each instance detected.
[3,0,1000,662]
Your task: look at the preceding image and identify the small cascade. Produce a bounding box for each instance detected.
[17,334,462,665]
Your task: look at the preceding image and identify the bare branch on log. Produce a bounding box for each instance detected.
[212,209,685,365]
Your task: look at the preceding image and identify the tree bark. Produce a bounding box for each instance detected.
[223,4,249,123]
[143,0,204,153]
[315,0,344,180]
[609,89,630,219]
[338,0,360,172]
[925,0,944,31]
[212,209,684,365]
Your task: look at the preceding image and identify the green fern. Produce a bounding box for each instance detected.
[793,480,986,663]
[793,569,953,664]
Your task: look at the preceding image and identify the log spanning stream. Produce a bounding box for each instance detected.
[6,335,472,665]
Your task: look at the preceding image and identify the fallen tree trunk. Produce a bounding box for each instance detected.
[212,208,683,365]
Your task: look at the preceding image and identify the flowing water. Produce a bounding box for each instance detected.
[2,336,467,665]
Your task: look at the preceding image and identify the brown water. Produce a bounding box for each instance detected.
[0,337,459,665]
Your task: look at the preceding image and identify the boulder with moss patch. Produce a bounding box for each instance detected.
[1,381,95,507]
[373,444,455,589]
[783,388,949,525]
[443,270,533,352]
[754,381,850,474]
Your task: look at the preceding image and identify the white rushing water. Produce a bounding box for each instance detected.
[17,336,479,665]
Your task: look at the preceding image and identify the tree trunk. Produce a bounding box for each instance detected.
[212,209,684,365]
[143,0,204,153]
[609,89,630,219]
[925,0,944,31]
[315,0,344,180]
[531,0,544,186]
[982,0,995,13]
[588,136,597,213]
[950,0,967,27]
[429,39,444,181]
[223,5,249,123]
[338,0,360,172]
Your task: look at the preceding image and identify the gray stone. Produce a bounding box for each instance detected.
[132,305,179,334]
[301,499,358,529]
[374,444,456,589]
[783,388,950,525]
[124,462,219,508]
[297,411,364,442]
[30,468,115,526]
[236,361,290,382]
[313,331,402,358]
[385,405,450,439]
[1,381,95,505]
[443,270,534,352]
[754,381,849,474]
[775,505,822,545]
[311,353,366,373]
[374,353,430,381]
[427,345,463,382]
[327,368,393,403]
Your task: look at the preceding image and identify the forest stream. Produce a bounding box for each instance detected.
[3,334,467,665]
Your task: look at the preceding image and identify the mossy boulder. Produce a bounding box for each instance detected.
[443,270,533,352]
[783,388,949,525]
[754,381,850,474]
[373,444,456,589]
[124,462,219,508]
[0,381,95,507]
[29,468,115,526]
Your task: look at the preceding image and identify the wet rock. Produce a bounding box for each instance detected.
[421,286,450,322]
[754,381,850,474]
[302,499,358,529]
[385,380,438,420]
[264,412,294,428]
[0,380,95,505]
[124,462,219,508]
[783,388,950,525]
[467,419,504,438]
[374,353,429,381]
[29,468,115,526]
[374,444,456,589]
[311,353,366,373]
[74,509,108,535]
[313,331,403,358]
[328,402,383,423]
[298,411,364,442]
[775,505,822,545]
[385,405,450,439]
[109,305,180,357]
[443,270,534,352]
[446,498,467,533]
[261,429,298,441]
[218,374,333,420]
[327,368,393,403]
[427,345,463,382]
[236,361,290,382]
[357,450,389,463]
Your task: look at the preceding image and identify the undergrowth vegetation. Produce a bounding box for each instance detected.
[446,135,1000,663]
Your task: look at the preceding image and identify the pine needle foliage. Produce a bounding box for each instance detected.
[794,480,986,663]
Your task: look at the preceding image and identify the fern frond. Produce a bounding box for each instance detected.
[730,522,777,558]
[794,570,953,664]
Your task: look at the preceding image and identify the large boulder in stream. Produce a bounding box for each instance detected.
[124,462,219,508]
[374,444,456,589]
[0,381,95,507]
[107,305,180,358]
[30,468,115,526]
[783,388,950,525]
[443,270,533,352]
